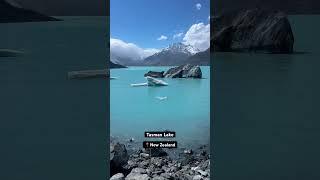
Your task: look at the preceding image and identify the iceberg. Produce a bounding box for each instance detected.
[156,96,168,100]
[131,76,168,87]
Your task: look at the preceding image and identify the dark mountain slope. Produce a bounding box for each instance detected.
[0,0,59,23]
[143,43,199,66]
[213,0,320,15]
[185,48,210,66]
[110,61,126,68]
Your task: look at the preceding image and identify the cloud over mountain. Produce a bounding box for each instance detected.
[183,22,210,51]
[110,38,159,61]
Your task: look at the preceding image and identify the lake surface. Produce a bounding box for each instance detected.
[111,66,210,148]
[0,17,107,180]
[214,15,320,179]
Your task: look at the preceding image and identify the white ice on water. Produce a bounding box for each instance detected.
[130,76,168,87]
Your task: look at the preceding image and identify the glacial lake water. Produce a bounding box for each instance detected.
[110,66,210,148]
[0,17,107,180]
[214,15,320,179]
[1,14,320,179]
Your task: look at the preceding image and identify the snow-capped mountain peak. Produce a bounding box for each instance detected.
[163,43,200,55]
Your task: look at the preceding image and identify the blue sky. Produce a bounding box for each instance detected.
[110,0,210,49]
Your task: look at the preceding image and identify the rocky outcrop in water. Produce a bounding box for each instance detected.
[0,0,60,23]
[144,71,164,78]
[211,9,294,53]
[67,62,124,80]
[143,64,202,79]
[164,64,202,79]
[109,142,210,180]
[0,49,23,57]
[67,69,108,79]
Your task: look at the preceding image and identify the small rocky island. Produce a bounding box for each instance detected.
[144,64,202,79]
[0,49,23,57]
[67,61,125,80]
[68,69,109,79]
[110,142,210,180]
[211,9,294,53]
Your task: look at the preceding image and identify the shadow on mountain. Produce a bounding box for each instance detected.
[0,0,60,23]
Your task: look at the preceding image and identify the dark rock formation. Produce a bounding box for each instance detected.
[142,64,202,79]
[211,9,294,53]
[186,66,202,78]
[164,64,202,79]
[0,49,23,57]
[121,146,209,179]
[213,0,320,15]
[68,62,124,80]
[144,71,164,78]
[110,143,129,176]
[0,0,60,23]
[164,66,183,78]
[109,139,211,179]
[144,148,168,157]
[67,69,108,79]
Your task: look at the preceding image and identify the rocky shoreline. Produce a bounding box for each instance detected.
[110,138,210,180]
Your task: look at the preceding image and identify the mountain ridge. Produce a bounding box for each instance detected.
[112,42,209,66]
[214,0,320,15]
[0,0,59,23]
[142,43,203,66]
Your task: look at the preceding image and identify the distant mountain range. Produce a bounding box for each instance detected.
[185,48,210,66]
[0,0,59,23]
[111,43,210,66]
[110,55,141,66]
[109,61,126,68]
[143,43,201,66]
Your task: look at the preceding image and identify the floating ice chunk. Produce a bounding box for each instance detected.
[131,76,168,87]
[156,96,168,100]
[131,82,148,87]
[145,76,168,86]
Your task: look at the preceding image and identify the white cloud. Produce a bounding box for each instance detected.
[110,38,159,61]
[183,22,210,51]
[173,32,184,39]
[157,35,168,41]
[196,3,202,10]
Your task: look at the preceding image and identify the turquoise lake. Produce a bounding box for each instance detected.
[110,66,210,147]
[0,17,107,179]
[214,15,320,179]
